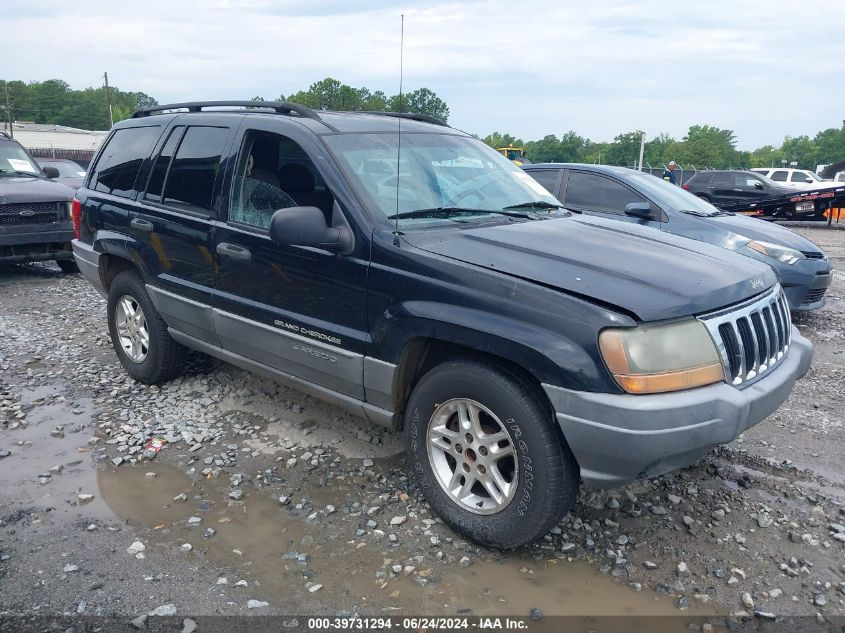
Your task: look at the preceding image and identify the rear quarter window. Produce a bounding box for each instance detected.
[89,126,162,198]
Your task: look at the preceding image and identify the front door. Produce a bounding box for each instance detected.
[212,123,369,399]
[562,170,660,228]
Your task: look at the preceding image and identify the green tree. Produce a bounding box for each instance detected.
[604,131,645,167]
[811,125,845,166]
[482,132,524,150]
[780,135,816,168]
[677,125,739,168]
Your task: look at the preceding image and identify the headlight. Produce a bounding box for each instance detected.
[747,240,804,265]
[599,320,724,394]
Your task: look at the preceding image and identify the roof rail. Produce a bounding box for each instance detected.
[131,101,322,122]
[357,111,449,127]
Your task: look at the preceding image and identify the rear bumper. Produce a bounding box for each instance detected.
[543,327,813,488]
[72,239,106,297]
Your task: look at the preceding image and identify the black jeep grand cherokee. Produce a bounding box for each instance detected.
[72,102,812,548]
[1,133,76,271]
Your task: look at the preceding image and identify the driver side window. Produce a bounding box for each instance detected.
[564,171,645,214]
[229,131,333,230]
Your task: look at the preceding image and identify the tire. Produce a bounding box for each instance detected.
[56,259,79,274]
[404,359,579,549]
[106,270,187,384]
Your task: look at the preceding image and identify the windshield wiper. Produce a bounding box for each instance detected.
[387,206,534,220]
[0,169,41,178]
[680,209,722,217]
[503,200,564,210]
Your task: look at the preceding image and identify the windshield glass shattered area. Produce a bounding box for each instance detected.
[0,142,42,176]
[325,132,563,227]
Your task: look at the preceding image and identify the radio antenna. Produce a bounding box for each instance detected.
[393,13,404,240]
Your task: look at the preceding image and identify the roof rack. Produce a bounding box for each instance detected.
[357,111,449,127]
[131,101,322,122]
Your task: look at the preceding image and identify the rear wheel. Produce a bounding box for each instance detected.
[107,271,187,384]
[56,259,78,274]
[404,359,579,549]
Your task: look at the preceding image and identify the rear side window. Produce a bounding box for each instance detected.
[770,170,788,181]
[145,126,184,203]
[564,171,645,214]
[690,172,711,184]
[90,126,162,198]
[160,127,229,214]
[525,169,561,197]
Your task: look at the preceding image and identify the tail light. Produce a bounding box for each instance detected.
[682,184,690,190]
[71,198,82,239]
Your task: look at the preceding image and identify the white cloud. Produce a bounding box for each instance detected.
[2,0,842,148]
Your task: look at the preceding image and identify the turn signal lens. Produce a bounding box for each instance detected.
[599,320,724,394]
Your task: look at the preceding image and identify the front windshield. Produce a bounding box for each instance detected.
[324,132,561,226]
[0,142,42,175]
[631,172,723,216]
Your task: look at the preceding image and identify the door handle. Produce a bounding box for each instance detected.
[130,218,154,232]
[216,242,251,262]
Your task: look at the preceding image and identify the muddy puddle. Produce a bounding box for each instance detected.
[97,461,714,629]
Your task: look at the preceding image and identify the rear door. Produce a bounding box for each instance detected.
[211,119,370,399]
[128,115,237,344]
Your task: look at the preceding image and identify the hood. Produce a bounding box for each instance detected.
[708,213,825,254]
[402,215,777,321]
[0,176,75,204]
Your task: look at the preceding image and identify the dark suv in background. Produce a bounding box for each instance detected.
[683,170,816,217]
[0,133,76,271]
[72,101,812,548]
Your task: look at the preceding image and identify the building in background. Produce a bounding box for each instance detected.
[9,122,107,168]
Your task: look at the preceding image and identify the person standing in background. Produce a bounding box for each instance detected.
[663,161,678,185]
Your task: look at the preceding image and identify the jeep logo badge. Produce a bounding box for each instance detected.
[750,278,765,290]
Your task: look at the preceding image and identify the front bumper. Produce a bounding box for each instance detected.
[0,225,74,262]
[543,327,813,488]
[780,259,833,310]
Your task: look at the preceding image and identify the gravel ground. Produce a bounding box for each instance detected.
[0,226,843,628]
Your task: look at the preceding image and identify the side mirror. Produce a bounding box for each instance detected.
[42,166,60,179]
[269,206,348,252]
[624,202,656,219]
[753,181,764,190]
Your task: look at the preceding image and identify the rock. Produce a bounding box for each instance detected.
[731,568,747,580]
[559,543,577,554]
[757,513,774,528]
[769,588,783,598]
[741,593,754,609]
[234,580,248,587]
[247,599,269,609]
[127,541,146,556]
[149,604,177,617]
[458,556,472,568]
[308,583,323,593]
[667,494,682,505]
[676,596,691,609]
[682,516,694,527]
[131,614,148,629]
[278,495,291,506]
[711,509,726,521]
[829,523,845,534]
[173,493,187,503]
[181,543,193,552]
[145,472,156,480]
[529,608,543,621]
[0,450,10,459]
[362,458,374,467]
[228,489,244,501]
[676,562,691,578]
[813,594,827,607]
[325,505,336,515]
[754,611,776,620]
[63,564,79,573]
[187,516,202,526]
[606,498,620,509]
[182,618,198,633]
[643,561,658,570]
[649,505,667,516]
[390,515,407,526]
[78,493,94,503]
[693,593,711,605]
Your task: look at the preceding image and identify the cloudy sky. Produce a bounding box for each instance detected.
[2,0,842,148]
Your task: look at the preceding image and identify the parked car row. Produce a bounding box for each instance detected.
[523,163,832,311]
[69,101,814,548]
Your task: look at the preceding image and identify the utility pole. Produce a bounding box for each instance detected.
[637,132,645,171]
[4,83,12,138]
[103,72,113,128]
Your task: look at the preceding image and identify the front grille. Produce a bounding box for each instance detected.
[699,286,790,387]
[0,201,62,226]
[800,251,825,259]
[0,212,58,226]
[801,287,827,305]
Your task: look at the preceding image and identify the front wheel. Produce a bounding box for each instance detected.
[56,259,79,274]
[404,359,580,549]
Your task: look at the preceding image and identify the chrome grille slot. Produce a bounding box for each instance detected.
[699,285,791,387]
